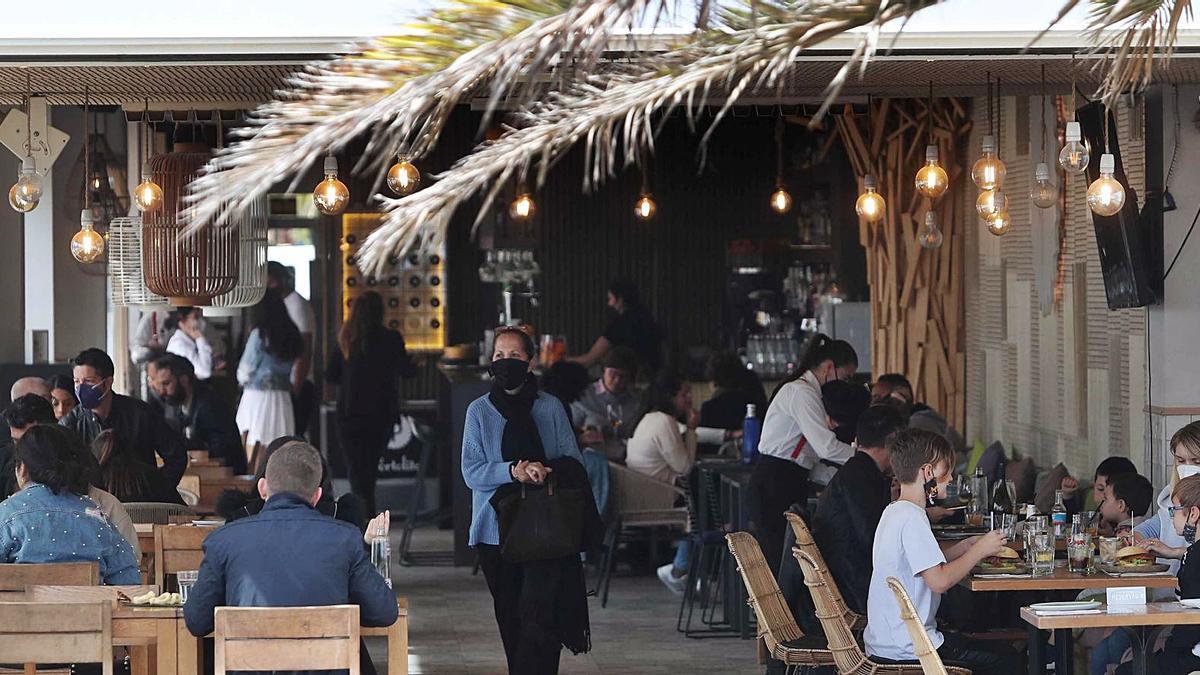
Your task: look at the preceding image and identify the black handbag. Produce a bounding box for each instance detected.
[492,475,586,563]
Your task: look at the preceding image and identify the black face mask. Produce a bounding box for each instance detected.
[924,472,939,504]
[490,358,530,390]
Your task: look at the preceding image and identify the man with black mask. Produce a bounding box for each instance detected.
[149,354,246,475]
[60,347,187,486]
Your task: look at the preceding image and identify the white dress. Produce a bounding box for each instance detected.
[235,328,295,453]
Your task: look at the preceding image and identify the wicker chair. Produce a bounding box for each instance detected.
[792,548,970,675]
[887,577,959,675]
[726,533,834,674]
[124,502,195,525]
[784,510,866,631]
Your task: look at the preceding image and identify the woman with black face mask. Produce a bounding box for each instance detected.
[462,327,596,674]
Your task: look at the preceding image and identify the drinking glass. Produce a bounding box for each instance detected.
[177,570,199,603]
[1083,510,1100,539]
[1031,533,1055,577]
[1067,534,1094,574]
[957,475,973,505]
[1099,536,1120,566]
[1000,513,1017,540]
[371,533,392,588]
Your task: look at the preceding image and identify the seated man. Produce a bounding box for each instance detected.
[150,354,247,475]
[60,347,187,486]
[812,404,904,614]
[2,394,55,499]
[0,425,140,585]
[9,376,51,403]
[871,373,965,452]
[184,441,397,673]
[571,347,642,459]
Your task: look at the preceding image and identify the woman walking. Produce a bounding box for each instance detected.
[236,289,301,464]
[327,291,417,515]
[462,327,592,674]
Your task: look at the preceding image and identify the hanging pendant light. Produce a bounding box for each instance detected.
[914,82,949,200]
[855,174,885,223]
[976,189,1008,219]
[769,113,792,214]
[314,156,349,215]
[634,155,657,221]
[971,74,1006,191]
[1059,58,1090,174]
[1087,105,1126,217]
[1030,66,1058,209]
[918,211,944,249]
[14,157,42,205]
[10,77,42,212]
[386,153,421,196]
[134,100,164,213]
[8,181,35,213]
[986,210,1012,237]
[510,180,535,221]
[70,88,104,264]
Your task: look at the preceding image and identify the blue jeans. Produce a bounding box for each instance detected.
[1091,629,1132,675]
[672,539,690,572]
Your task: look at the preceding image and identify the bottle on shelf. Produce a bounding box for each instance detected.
[741,404,761,465]
[1052,489,1069,540]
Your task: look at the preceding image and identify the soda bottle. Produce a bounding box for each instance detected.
[1052,489,1068,540]
[741,404,761,465]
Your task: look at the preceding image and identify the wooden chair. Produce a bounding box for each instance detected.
[595,462,687,607]
[124,501,195,525]
[213,605,360,675]
[726,533,834,674]
[0,602,113,675]
[886,577,958,675]
[25,585,159,603]
[784,511,866,631]
[186,465,234,481]
[153,524,213,589]
[0,561,99,592]
[792,548,970,675]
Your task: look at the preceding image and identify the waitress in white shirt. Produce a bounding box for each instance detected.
[750,334,857,573]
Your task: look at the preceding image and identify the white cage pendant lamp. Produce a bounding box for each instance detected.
[108,216,167,308]
[207,197,268,317]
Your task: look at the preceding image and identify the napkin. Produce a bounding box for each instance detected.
[1032,609,1104,616]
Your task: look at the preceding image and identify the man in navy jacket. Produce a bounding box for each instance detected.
[184,440,397,673]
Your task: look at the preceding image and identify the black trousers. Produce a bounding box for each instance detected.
[872,631,1019,675]
[477,544,563,675]
[338,415,392,516]
[292,380,316,438]
[1116,647,1200,675]
[748,455,810,576]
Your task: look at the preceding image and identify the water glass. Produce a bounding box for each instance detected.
[1031,533,1055,577]
[1099,536,1121,566]
[371,534,392,588]
[1067,535,1094,574]
[177,570,199,603]
[999,513,1017,540]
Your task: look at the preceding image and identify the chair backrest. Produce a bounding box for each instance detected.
[0,562,99,592]
[793,548,874,675]
[607,461,684,515]
[187,465,234,481]
[25,585,159,604]
[886,577,949,675]
[213,605,360,675]
[125,501,195,525]
[0,602,112,675]
[154,524,213,588]
[726,532,803,650]
[785,511,856,623]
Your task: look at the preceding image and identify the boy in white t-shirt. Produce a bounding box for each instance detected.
[863,428,1018,675]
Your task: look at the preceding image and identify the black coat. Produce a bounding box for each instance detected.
[326,329,417,423]
[168,384,246,476]
[61,394,187,486]
[811,451,891,615]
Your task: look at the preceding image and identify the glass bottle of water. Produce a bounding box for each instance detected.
[370,529,392,588]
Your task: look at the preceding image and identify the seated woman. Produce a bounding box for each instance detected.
[93,430,185,505]
[216,435,366,530]
[47,374,78,421]
[0,425,140,584]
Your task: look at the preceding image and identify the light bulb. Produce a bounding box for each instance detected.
[986,210,1012,237]
[386,155,421,196]
[8,183,36,213]
[313,156,349,215]
[976,188,1008,219]
[918,211,944,249]
[14,157,42,203]
[510,192,535,221]
[134,173,164,213]
[634,192,657,220]
[914,145,949,200]
[855,174,886,223]
[1058,121,1090,174]
[70,209,105,263]
[971,135,1006,191]
[1030,162,1057,209]
[769,186,792,214]
[1086,153,1126,217]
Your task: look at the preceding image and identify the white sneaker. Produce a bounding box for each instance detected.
[657,563,687,595]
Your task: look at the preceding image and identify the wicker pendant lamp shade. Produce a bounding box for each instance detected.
[142,143,238,306]
[207,197,268,316]
[108,216,167,307]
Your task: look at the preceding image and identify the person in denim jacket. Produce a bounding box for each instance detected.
[0,425,139,585]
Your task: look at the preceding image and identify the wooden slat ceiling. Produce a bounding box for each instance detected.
[0,64,301,106]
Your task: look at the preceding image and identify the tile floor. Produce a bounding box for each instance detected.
[369,527,761,674]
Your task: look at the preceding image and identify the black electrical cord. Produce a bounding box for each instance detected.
[1163,201,1200,281]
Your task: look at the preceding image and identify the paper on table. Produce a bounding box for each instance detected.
[1032,609,1104,616]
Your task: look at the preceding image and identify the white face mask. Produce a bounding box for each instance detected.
[1178,464,1200,480]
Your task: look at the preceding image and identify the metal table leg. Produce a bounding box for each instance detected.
[1054,628,1073,675]
[1027,624,1046,675]
[1121,625,1165,675]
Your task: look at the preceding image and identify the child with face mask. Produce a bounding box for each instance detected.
[1114,476,1200,674]
[1134,422,1200,573]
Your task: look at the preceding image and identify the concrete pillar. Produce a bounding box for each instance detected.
[23,142,53,363]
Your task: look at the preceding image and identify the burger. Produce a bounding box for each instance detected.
[1114,546,1156,568]
[981,546,1022,570]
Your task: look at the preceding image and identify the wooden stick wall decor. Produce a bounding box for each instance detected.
[836,98,971,434]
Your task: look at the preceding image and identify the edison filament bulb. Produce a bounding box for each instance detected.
[634,192,657,220]
[1058,122,1090,174]
[70,209,105,263]
[855,174,886,223]
[134,172,164,213]
[976,189,1008,220]
[1030,162,1057,209]
[1086,153,1126,217]
[386,155,421,196]
[313,156,349,215]
[770,186,792,214]
[13,157,42,204]
[510,192,535,221]
[971,135,1006,191]
[914,145,949,200]
[986,210,1012,237]
[8,183,35,213]
[918,211,944,250]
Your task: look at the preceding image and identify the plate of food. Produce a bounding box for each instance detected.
[974,546,1027,574]
[129,591,183,607]
[1098,546,1171,574]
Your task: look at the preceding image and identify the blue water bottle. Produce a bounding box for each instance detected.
[741,404,761,464]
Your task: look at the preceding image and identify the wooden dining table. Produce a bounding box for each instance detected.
[1022,602,1200,675]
